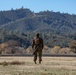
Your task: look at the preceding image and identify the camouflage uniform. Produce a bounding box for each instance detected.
[32,34,44,64]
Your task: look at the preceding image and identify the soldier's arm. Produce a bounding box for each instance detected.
[41,39,44,49]
[32,39,35,48]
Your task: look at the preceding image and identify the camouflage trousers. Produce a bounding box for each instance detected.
[33,45,42,63]
[33,51,42,62]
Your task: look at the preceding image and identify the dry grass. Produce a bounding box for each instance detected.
[0,56,76,75]
[0,61,25,66]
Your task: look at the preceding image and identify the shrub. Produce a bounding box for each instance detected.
[50,46,61,54]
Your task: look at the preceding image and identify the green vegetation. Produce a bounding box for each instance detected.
[0,8,76,54]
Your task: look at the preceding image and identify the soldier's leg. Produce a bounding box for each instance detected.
[33,52,37,64]
[39,52,42,64]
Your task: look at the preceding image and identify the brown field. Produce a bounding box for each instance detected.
[0,56,76,75]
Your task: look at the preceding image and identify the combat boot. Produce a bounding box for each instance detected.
[34,61,37,64]
[39,61,41,64]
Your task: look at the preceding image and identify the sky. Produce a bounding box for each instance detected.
[0,0,76,14]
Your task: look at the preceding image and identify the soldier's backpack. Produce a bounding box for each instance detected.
[34,37,40,45]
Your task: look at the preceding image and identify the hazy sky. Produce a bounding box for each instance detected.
[0,0,76,14]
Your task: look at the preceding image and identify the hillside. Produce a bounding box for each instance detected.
[0,8,34,25]
[0,10,76,34]
[0,8,76,52]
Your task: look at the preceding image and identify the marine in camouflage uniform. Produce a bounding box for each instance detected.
[32,33,44,64]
